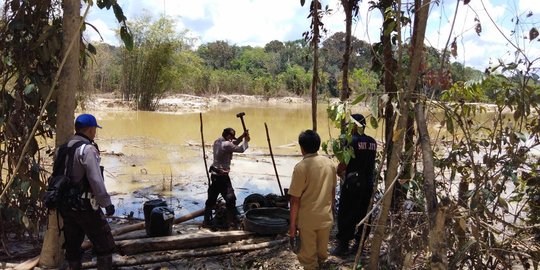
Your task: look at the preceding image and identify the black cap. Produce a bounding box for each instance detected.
[350,114,366,127]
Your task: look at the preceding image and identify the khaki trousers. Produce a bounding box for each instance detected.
[297,226,331,270]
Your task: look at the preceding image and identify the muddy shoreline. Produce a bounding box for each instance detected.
[82,93,314,114]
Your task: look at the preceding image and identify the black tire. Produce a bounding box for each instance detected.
[243,207,290,235]
[242,193,268,212]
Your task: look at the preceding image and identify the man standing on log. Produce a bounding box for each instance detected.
[331,113,377,256]
[289,130,337,270]
[203,127,250,229]
[58,114,116,269]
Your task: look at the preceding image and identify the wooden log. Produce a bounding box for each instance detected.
[115,230,254,255]
[81,208,204,250]
[82,237,287,268]
[13,255,39,270]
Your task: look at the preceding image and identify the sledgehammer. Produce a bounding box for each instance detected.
[236,112,247,133]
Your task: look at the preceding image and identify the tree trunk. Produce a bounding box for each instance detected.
[39,0,80,267]
[311,0,320,131]
[368,0,431,268]
[37,211,64,268]
[380,0,398,170]
[340,0,353,101]
[116,230,254,255]
[415,102,447,269]
[55,0,79,146]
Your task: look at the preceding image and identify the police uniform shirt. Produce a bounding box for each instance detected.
[347,133,377,182]
[68,134,112,208]
[211,136,249,170]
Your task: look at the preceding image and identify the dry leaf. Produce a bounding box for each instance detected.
[529,27,539,41]
[451,37,458,58]
[474,17,482,36]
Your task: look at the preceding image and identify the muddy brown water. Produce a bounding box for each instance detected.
[90,103,376,220]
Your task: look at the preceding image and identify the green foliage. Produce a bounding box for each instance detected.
[0,0,63,237]
[321,102,365,164]
[350,68,379,96]
[197,41,239,70]
[320,32,372,76]
[120,16,188,110]
[436,70,540,268]
[279,65,311,96]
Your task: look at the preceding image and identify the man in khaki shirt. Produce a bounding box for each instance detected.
[289,130,337,270]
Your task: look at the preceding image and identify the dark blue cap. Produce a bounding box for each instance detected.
[75,114,102,129]
[350,113,366,127]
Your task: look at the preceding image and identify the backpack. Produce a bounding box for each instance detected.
[42,140,88,209]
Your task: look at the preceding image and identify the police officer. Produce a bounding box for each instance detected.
[203,127,250,229]
[331,114,377,256]
[59,114,115,269]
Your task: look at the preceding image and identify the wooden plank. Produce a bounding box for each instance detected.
[115,230,254,255]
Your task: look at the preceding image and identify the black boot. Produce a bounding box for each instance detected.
[330,240,349,256]
[97,255,113,270]
[202,208,213,227]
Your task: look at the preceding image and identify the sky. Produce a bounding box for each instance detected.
[83,0,539,71]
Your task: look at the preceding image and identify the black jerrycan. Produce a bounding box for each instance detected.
[143,199,167,236]
[149,206,175,237]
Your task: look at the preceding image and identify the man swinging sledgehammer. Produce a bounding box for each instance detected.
[203,113,250,229]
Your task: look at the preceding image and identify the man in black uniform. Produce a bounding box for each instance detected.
[331,113,377,256]
[203,127,250,229]
[58,114,116,269]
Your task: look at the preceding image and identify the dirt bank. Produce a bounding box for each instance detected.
[82,93,312,114]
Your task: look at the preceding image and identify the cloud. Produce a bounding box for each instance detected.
[83,0,538,71]
[423,0,540,69]
[85,18,118,45]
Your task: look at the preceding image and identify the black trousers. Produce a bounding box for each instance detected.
[60,208,115,262]
[336,175,373,244]
[204,174,237,221]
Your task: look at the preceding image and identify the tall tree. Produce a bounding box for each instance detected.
[197,40,238,70]
[39,0,80,266]
[121,16,186,110]
[368,0,432,268]
[301,0,326,131]
[339,0,361,101]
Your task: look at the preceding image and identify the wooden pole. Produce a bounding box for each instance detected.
[264,123,284,196]
[200,113,211,185]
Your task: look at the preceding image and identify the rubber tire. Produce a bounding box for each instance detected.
[243,207,290,235]
[242,193,268,212]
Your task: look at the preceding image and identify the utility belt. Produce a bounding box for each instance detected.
[343,171,372,190]
[63,189,97,211]
[209,166,230,176]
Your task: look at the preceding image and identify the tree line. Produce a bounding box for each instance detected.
[84,16,486,111]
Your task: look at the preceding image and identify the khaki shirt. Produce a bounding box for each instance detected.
[67,135,112,208]
[289,153,337,230]
[211,136,248,170]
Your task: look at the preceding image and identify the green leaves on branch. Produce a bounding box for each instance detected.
[92,0,133,51]
[120,26,133,51]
